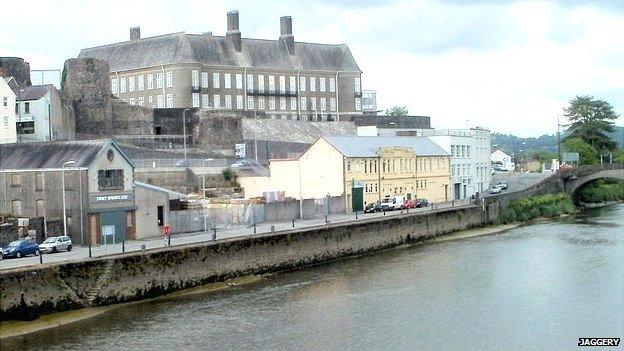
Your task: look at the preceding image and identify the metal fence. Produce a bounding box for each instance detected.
[133,158,231,168]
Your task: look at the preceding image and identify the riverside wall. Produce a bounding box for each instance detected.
[1,205,486,321]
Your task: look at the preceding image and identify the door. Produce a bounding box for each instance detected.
[454,183,461,200]
[157,206,164,226]
[351,187,364,212]
[463,185,467,199]
[100,211,126,244]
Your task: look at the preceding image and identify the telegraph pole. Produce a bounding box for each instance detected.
[557,115,561,164]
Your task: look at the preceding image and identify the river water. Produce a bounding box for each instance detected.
[7,204,624,351]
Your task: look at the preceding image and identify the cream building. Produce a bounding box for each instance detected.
[239,136,451,211]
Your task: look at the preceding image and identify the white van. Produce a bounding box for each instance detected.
[380,196,404,211]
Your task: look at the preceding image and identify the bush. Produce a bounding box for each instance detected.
[577,180,624,203]
[498,193,576,223]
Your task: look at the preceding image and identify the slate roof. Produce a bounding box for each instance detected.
[242,119,356,143]
[0,140,134,170]
[78,32,361,73]
[323,136,450,157]
[17,85,54,101]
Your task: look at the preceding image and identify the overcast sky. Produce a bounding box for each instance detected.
[1,0,622,137]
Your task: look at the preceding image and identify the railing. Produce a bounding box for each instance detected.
[133,158,231,169]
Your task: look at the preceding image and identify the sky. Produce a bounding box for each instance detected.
[1,0,623,137]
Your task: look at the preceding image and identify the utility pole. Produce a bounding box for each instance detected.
[557,115,561,164]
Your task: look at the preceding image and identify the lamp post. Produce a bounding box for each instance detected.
[62,160,75,238]
[182,108,190,160]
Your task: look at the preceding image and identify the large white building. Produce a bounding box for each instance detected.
[0,77,17,144]
[421,128,492,199]
[490,149,515,171]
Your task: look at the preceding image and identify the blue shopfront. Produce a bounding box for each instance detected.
[88,192,136,245]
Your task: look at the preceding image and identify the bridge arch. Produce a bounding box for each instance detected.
[565,169,624,195]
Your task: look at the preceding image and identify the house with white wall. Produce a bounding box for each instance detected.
[16,85,69,142]
[0,77,17,144]
[490,149,515,171]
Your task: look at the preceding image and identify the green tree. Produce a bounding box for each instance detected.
[563,95,619,152]
[564,137,599,165]
[527,150,557,163]
[385,105,409,116]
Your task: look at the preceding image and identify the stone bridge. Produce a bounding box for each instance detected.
[561,163,624,194]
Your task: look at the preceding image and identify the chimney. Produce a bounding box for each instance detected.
[130,26,141,41]
[226,10,242,52]
[279,16,295,55]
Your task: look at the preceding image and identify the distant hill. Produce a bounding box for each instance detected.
[490,133,557,155]
[608,126,624,149]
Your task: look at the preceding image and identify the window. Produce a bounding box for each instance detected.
[147,74,154,90]
[258,97,265,110]
[213,73,220,88]
[289,76,296,94]
[36,173,44,190]
[165,71,173,87]
[12,200,21,216]
[236,95,243,109]
[300,97,307,110]
[120,77,126,93]
[36,199,45,218]
[290,97,297,110]
[192,70,199,88]
[157,95,164,108]
[268,75,275,93]
[467,146,471,158]
[354,77,361,93]
[269,97,276,110]
[279,97,286,110]
[355,98,362,111]
[225,95,232,109]
[299,76,306,92]
[330,98,336,111]
[138,97,144,106]
[138,75,144,91]
[98,169,124,190]
[201,72,208,88]
[224,73,231,89]
[156,73,163,88]
[24,102,30,114]
[279,76,286,94]
[347,161,351,172]
[320,98,327,111]
[329,77,336,92]
[319,77,326,92]
[192,93,200,108]
[247,74,253,92]
[148,96,153,104]
[111,79,118,94]
[236,74,243,89]
[310,77,316,91]
[247,96,254,110]
[311,97,317,111]
[129,98,136,105]
[11,174,20,186]
[166,94,173,108]
[258,75,265,93]
[129,76,135,92]
[4,116,9,127]
[202,94,210,108]
[213,94,221,109]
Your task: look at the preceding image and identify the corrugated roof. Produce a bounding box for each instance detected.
[78,33,361,73]
[323,136,450,157]
[0,140,134,169]
[17,85,53,101]
[134,181,186,198]
[242,119,356,143]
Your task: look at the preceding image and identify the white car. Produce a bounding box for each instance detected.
[39,236,73,254]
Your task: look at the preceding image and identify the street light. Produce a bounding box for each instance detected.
[62,160,75,238]
[182,108,190,160]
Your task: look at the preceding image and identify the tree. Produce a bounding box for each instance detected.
[527,150,557,163]
[564,137,599,165]
[385,105,409,116]
[563,95,619,152]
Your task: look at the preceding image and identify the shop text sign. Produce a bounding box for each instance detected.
[90,193,134,204]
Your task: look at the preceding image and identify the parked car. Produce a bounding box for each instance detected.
[380,196,404,211]
[2,239,40,259]
[415,198,429,208]
[497,181,508,190]
[402,199,417,209]
[364,201,381,213]
[490,186,502,194]
[38,236,73,254]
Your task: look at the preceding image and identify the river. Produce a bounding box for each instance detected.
[5,204,623,351]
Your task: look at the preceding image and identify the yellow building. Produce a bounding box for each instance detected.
[239,136,451,211]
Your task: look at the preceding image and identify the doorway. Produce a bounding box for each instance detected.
[157,206,164,226]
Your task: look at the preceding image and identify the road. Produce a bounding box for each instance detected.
[491,171,553,192]
[0,199,473,270]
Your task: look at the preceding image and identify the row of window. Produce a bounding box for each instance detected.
[347,157,447,174]
[192,70,361,94]
[190,93,341,111]
[363,181,429,195]
[452,164,472,177]
[450,145,471,158]
[126,94,173,108]
[111,71,173,94]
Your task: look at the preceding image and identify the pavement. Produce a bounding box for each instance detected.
[490,171,553,193]
[0,198,473,270]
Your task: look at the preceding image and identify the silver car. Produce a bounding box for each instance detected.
[39,236,73,254]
